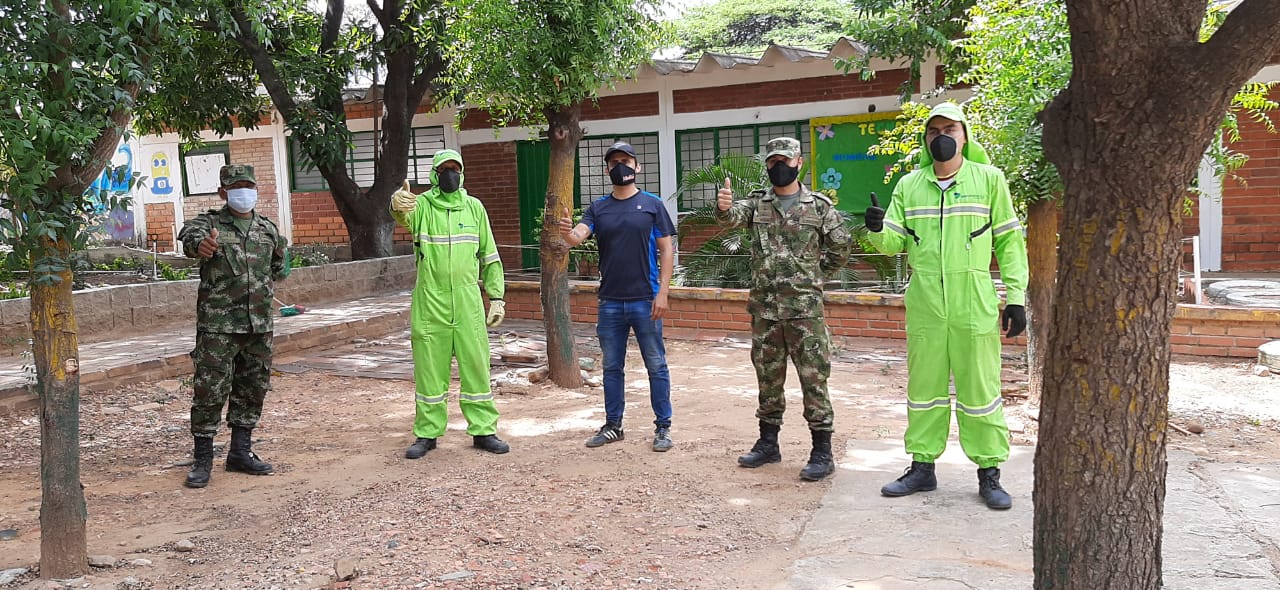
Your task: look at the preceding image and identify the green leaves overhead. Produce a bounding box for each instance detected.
[673,0,854,58]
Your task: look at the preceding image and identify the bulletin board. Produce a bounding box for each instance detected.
[185,153,227,195]
[808,112,903,215]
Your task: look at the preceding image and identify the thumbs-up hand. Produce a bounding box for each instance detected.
[864,192,885,232]
[391,180,417,213]
[557,206,576,238]
[716,177,733,211]
[197,228,220,258]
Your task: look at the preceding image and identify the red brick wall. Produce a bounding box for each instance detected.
[503,281,1280,358]
[1219,90,1280,271]
[183,194,222,222]
[672,69,911,113]
[143,203,176,251]
[289,190,413,246]
[461,142,523,272]
[582,93,660,120]
[230,138,281,222]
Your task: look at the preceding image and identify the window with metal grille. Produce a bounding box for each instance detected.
[288,126,447,192]
[575,133,661,207]
[675,121,811,211]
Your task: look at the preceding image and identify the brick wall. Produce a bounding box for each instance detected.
[502,281,1280,359]
[1218,88,1280,271]
[582,93,660,120]
[143,203,177,251]
[289,191,413,246]
[460,142,523,272]
[672,69,911,113]
[182,138,282,226]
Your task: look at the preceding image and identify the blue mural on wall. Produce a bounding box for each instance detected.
[87,143,138,242]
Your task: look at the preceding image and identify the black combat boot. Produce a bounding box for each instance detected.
[880,461,937,497]
[799,429,836,481]
[978,467,1013,510]
[225,426,273,475]
[473,434,510,454]
[738,421,782,468]
[184,437,214,488]
[405,437,437,459]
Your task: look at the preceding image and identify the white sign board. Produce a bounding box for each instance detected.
[185,153,227,195]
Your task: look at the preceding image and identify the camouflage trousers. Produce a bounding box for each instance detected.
[750,316,834,431]
[190,331,273,438]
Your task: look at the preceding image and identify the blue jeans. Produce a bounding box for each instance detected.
[596,298,672,428]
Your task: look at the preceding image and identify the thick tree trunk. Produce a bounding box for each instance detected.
[1024,197,1058,401]
[541,105,584,388]
[32,238,87,579]
[1034,2,1280,588]
[332,191,396,260]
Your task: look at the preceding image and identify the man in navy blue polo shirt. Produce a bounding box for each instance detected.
[559,141,677,452]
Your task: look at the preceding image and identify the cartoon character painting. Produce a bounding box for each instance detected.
[151,151,174,195]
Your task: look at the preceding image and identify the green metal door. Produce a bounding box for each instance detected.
[516,140,552,270]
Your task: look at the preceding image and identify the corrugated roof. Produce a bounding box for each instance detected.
[642,37,867,76]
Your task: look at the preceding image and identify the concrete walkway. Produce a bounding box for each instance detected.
[783,440,1280,589]
[0,291,412,414]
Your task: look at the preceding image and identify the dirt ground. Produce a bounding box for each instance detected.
[1,332,1278,590]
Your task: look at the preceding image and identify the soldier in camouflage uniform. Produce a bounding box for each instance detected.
[715,137,852,482]
[177,164,290,488]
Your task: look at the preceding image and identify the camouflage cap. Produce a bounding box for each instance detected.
[764,137,801,160]
[219,164,256,187]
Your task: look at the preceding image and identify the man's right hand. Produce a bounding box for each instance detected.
[197,228,219,258]
[716,178,733,211]
[864,192,885,232]
[391,180,417,213]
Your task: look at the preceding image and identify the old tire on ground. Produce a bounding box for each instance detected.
[1260,341,1280,373]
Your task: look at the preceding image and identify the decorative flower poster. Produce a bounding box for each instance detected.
[808,113,902,215]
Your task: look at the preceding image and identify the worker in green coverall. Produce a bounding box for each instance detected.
[864,102,1028,510]
[390,149,510,459]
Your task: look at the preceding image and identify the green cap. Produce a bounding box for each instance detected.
[219,164,256,187]
[764,137,801,160]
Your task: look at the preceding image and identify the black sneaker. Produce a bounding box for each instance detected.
[652,427,673,452]
[585,423,624,448]
[404,437,436,459]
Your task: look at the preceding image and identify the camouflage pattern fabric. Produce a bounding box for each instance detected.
[750,316,834,431]
[189,331,273,437]
[178,207,289,334]
[714,185,852,320]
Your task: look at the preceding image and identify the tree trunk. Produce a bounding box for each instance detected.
[1024,197,1058,401]
[333,192,396,260]
[541,105,584,388]
[32,238,87,579]
[1034,2,1280,587]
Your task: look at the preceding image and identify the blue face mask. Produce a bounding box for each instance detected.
[226,188,258,213]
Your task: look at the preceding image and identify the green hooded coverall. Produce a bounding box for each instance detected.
[390,150,505,439]
[868,103,1029,468]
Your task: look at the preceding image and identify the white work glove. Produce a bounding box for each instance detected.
[391,180,417,213]
[486,299,506,327]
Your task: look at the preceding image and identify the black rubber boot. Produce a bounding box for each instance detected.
[978,467,1013,510]
[799,429,836,481]
[184,437,214,488]
[880,461,937,497]
[225,426,273,475]
[405,437,437,459]
[473,434,510,454]
[738,421,782,468]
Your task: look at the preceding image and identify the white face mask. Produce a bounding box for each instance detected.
[226,188,258,213]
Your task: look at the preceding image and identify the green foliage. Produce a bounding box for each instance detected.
[673,0,854,57]
[842,0,976,97]
[450,0,671,127]
[158,262,189,281]
[288,244,332,269]
[530,207,599,274]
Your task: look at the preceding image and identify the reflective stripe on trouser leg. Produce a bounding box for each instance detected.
[904,330,952,463]
[750,316,787,426]
[227,332,273,429]
[952,325,1009,468]
[787,317,834,431]
[455,316,498,436]
[411,328,451,439]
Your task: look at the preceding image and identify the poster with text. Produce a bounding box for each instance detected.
[809,113,903,216]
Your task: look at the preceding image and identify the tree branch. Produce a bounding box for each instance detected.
[1198,0,1280,83]
[366,0,388,29]
[228,4,301,122]
[321,0,344,53]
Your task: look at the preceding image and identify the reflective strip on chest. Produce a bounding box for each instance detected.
[903,204,991,219]
[417,233,480,245]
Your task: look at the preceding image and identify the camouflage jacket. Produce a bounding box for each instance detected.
[714,185,852,320]
[178,207,289,334]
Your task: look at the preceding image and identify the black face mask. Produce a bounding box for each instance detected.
[929,135,958,163]
[437,168,461,193]
[609,163,636,186]
[767,162,800,187]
